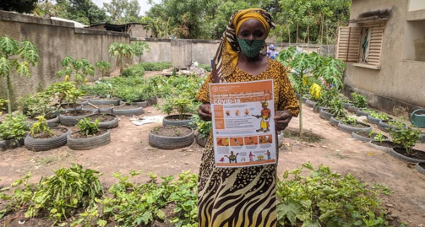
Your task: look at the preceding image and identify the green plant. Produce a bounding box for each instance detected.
[108,42,134,73]
[389,128,421,154]
[316,88,338,108]
[329,98,346,117]
[341,116,357,125]
[0,99,8,114]
[20,92,54,118]
[0,35,40,113]
[0,173,33,219]
[190,115,212,138]
[313,56,345,90]
[26,164,103,224]
[0,113,29,140]
[132,41,150,63]
[374,132,385,143]
[351,92,368,108]
[45,82,85,108]
[139,62,172,71]
[369,111,390,121]
[77,118,100,136]
[198,63,211,72]
[277,163,390,226]
[56,56,95,86]
[388,119,406,130]
[81,81,114,98]
[121,63,145,77]
[95,61,111,78]
[30,115,53,137]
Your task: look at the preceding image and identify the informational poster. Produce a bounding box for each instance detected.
[209,80,276,168]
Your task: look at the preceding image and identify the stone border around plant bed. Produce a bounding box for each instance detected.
[67,130,111,150]
[416,162,425,175]
[163,114,195,128]
[112,106,144,116]
[149,127,194,150]
[388,147,425,163]
[338,121,372,134]
[319,109,333,120]
[25,127,70,152]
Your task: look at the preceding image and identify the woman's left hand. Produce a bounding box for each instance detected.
[274,110,293,131]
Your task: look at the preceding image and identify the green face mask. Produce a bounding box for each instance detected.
[237,38,265,58]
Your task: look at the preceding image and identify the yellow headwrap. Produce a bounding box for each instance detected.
[233,8,271,36]
[211,8,274,83]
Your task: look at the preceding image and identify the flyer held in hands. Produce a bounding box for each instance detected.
[209,79,277,168]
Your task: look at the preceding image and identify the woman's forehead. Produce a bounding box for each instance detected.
[239,19,266,31]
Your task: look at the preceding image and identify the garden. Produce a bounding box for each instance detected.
[1,36,425,226]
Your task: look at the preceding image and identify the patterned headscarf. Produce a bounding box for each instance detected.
[212,8,275,83]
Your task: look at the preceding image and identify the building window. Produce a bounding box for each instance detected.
[402,20,425,62]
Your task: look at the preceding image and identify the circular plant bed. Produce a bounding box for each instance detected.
[88,98,120,106]
[351,131,389,143]
[149,125,194,149]
[416,162,425,175]
[195,133,208,147]
[86,114,118,129]
[25,127,70,152]
[319,108,333,121]
[356,108,369,117]
[338,121,372,133]
[305,99,317,108]
[112,104,144,116]
[67,129,111,150]
[368,141,399,153]
[61,103,82,112]
[59,110,94,126]
[163,114,195,128]
[27,115,60,128]
[388,147,425,163]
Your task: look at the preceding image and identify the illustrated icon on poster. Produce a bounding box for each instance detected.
[244,109,250,116]
[224,151,239,163]
[259,135,273,144]
[253,101,271,132]
[217,138,229,146]
[249,151,255,161]
[235,110,240,116]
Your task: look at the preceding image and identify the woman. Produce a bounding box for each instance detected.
[196,8,299,227]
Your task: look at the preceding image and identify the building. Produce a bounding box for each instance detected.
[89,22,152,39]
[337,0,425,116]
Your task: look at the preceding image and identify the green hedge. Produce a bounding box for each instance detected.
[139,62,171,71]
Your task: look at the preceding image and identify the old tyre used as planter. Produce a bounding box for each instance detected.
[163,114,195,128]
[388,147,425,163]
[351,131,389,143]
[112,105,144,116]
[416,162,425,175]
[61,103,83,112]
[25,127,70,152]
[86,114,119,129]
[88,98,120,106]
[132,101,148,108]
[59,110,94,126]
[2,137,25,150]
[356,108,369,117]
[330,116,343,127]
[0,140,6,151]
[196,133,208,147]
[343,102,352,109]
[147,96,158,106]
[319,108,333,121]
[149,125,194,150]
[67,130,111,150]
[347,105,359,114]
[305,99,317,108]
[368,141,398,153]
[419,133,425,143]
[367,115,391,125]
[338,121,372,134]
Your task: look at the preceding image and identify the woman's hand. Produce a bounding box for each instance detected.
[198,103,212,121]
[274,110,292,131]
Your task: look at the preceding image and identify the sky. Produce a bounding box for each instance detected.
[91,0,156,16]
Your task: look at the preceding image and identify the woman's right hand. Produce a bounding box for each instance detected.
[198,103,212,121]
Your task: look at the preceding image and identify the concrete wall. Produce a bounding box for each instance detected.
[345,0,425,116]
[0,11,129,103]
[409,0,425,12]
[135,38,335,68]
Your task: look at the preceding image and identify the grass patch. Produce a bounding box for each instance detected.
[283,128,324,143]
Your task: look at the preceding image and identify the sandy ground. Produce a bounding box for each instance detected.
[1,104,425,226]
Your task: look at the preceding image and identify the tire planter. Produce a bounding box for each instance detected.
[86,114,119,129]
[305,99,317,108]
[61,104,82,112]
[343,102,352,109]
[88,98,120,106]
[416,162,425,175]
[163,114,195,128]
[147,96,158,106]
[27,116,60,128]
[133,101,148,108]
[59,111,94,126]
[25,127,70,152]
[351,131,389,143]
[3,137,25,150]
[356,109,369,117]
[347,105,359,113]
[337,121,372,133]
[149,126,194,150]
[195,133,208,147]
[67,130,111,150]
[388,147,425,163]
[419,134,425,143]
[329,116,342,127]
[0,140,7,151]
[112,105,144,116]
[301,97,308,103]
[368,141,398,153]
[319,109,333,121]
[278,131,284,148]
[367,115,384,125]
[378,120,394,132]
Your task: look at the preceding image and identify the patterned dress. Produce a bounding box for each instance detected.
[196,58,299,227]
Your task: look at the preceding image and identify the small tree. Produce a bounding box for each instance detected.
[44,82,85,110]
[132,41,150,63]
[108,42,134,73]
[0,35,40,113]
[56,56,94,86]
[95,61,111,78]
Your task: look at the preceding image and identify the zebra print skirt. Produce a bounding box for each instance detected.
[197,135,278,227]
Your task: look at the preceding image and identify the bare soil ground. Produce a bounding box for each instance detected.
[1,104,425,226]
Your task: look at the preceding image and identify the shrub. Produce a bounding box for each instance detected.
[0,99,8,114]
[121,63,145,77]
[198,63,211,72]
[316,88,338,108]
[351,92,368,108]
[0,114,29,140]
[277,163,391,226]
[389,127,421,154]
[190,115,212,138]
[20,92,54,118]
[77,118,100,136]
[30,116,53,137]
[329,98,346,117]
[139,62,171,71]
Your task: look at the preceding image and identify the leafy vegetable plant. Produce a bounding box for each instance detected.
[0,113,29,140]
[351,92,368,108]
[77,118,100,136]
[30,115,53,137]
[389,127,421,154]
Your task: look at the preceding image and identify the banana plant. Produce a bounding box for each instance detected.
[0,35,40,113]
